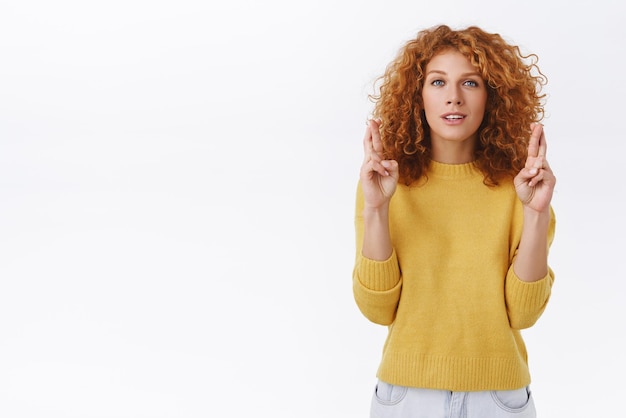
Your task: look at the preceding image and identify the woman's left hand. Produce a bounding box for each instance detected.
[514,123,557,212]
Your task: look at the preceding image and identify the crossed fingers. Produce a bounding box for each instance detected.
[525,123,553,187]
[362,119,390,177]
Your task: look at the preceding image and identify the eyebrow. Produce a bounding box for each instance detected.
[426,70,482,77]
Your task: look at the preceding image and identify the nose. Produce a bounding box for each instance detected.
[447,86,462,105]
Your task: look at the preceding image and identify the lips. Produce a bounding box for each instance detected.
[442,113,466,120]
[440,113,467,125]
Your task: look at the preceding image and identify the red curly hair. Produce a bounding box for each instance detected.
[370,24,547,186]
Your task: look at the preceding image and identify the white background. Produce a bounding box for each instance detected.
[0,1,623,417]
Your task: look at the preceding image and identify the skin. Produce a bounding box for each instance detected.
[359,50,556,282]
[422,50,488,164]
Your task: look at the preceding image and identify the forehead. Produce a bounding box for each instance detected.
[426,50,478,73]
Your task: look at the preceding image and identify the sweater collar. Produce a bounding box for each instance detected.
[427,160,481,179]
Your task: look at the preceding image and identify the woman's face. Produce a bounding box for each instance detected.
[422,50,487,159]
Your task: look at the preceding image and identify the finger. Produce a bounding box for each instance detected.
[537,126,547,158]
[361,158,390,178]
[527,123,543,158]
[527,169,545,187]
[515,167,543,188]
[370,119,384,155]
[528,166,557,188]
[532,155,545,170]
[382,159,399,180]
[515,166,538,184]
[362,124,372,159]
[542,158,552,173]
[362,124,379,165]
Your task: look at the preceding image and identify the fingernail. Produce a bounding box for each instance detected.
[529,168,537,175]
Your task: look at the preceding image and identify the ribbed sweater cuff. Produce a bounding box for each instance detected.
[505,267,553,311]
[356,250,401,291]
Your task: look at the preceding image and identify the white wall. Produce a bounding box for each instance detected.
[0,1,623,417]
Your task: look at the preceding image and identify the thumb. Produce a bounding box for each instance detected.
[381,160,399,179]
[514,167,538,188]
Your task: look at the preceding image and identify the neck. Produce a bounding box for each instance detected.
[430,136,477,164]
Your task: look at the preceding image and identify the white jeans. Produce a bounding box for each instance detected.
[371,380,536,418]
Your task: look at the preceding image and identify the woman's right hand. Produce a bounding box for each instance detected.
[359,119,399,209]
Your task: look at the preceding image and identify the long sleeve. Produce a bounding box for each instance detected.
[505,206,556,329]
[353,250,402,325]
[352,183,402,325]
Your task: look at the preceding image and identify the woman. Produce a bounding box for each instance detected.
[353,25,556,417]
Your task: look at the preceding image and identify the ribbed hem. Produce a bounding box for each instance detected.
[355,250,401,291]
[377,352,530,392]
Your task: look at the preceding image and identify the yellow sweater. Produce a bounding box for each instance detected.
[353,160,555,391]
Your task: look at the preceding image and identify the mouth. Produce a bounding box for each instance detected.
[441,113,466,124]
[442,113,466,120]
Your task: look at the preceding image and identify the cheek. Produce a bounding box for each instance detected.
[472,95,487,119]
[479,92,488,113]
[422,107,437,126]
[421,92,437,120]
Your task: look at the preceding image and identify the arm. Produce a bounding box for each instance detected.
[506,123,557,329]
[513,207,551,282]
[361,204,393,261]
[505,206,556,329]
[513,123,557,282]
[358,119,399,260]
[352,120,401,325]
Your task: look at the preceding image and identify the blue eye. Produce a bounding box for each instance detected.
[463,80,478,87]
[431,80,444,86]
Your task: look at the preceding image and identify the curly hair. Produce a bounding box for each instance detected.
[370,24,547,186]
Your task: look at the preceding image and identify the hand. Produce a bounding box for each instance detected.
[359,119,399,209]
[514,123,556,212]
